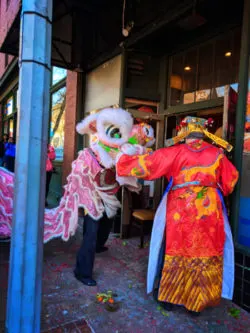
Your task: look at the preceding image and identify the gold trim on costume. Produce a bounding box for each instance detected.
[165,117,233,152]
[203,130,233,152]
[158,255,223,312]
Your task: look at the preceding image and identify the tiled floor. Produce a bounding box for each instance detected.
[1,230,250,333]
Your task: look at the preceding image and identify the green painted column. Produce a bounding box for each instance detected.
[231,0,250,240]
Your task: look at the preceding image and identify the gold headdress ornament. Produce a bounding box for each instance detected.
[165,116,233,152]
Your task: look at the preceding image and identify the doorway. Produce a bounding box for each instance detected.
[115,98,163,239]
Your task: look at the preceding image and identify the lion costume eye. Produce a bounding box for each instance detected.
[144,127,149,136]
[106,125,122,139]
[143,125,153,137]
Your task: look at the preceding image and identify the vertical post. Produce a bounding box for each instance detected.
[222,85,230,140]
[5,1,52,332]
[156,56,168,201]
[76,72,86,152]
[119,49,130,238]
[62,71,78,186]
[231,0,250,239]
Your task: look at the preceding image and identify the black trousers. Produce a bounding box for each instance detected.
[75,213,113,278]
[5,156,15,172]
[46,171,53,199]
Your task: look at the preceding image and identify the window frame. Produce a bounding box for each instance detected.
[49,68,67,162]
[166,28,240,111]
[1,87,18,140]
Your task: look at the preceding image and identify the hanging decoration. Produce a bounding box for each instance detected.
[122,0,134,37]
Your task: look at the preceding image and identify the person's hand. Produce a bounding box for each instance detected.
[120,143,146,156]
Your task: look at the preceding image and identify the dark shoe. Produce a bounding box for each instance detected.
[81,277,97,286]
[153,288,159,301]
[153,289,173,311]
[161,302,174,311]
[188,310,200,317]
[74,270,97,286]
[96,246,109,253]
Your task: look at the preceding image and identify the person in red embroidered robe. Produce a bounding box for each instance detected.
[116,116,238,315]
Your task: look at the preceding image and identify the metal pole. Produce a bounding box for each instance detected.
[231,0,250,239]
[222,85,230,140]
[5,0,52,332]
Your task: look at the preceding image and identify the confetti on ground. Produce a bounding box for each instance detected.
[228,307,241,319]
[157,305,170,317]
[1,234,250,333]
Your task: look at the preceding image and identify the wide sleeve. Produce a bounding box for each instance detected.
[217,154,239,196]
[116,147,178,181]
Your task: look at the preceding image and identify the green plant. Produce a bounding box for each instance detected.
[96,290,117,304]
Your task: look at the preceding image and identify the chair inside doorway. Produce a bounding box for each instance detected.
[122,98,160,247]
[128,184,155,248]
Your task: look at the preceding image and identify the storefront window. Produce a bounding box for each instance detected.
[52,67,67,85]
[1,92,17,139]
[213,34,232,89]
[4,121,8,134]
[238,74,250,248]
[170,54,183,106]
[183,49,197,104]
[169,28,241,106]
[5,96,13,116]
[50,86,66,161]
[9,119,14,138]
[198,42,213,92]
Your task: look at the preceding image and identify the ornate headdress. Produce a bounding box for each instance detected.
[165,116,233,152]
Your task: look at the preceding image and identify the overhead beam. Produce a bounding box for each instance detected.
[123,1,193,48]
[66,0,95,12]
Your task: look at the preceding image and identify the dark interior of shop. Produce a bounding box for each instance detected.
[0,0,244,71]
[0,0,243,245]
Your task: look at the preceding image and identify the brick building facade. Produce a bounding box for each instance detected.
[0,0,21,54]
[0,53,15,79]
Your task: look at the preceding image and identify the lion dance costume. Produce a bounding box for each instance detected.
[117,116,238,313]
[0,108,155,243]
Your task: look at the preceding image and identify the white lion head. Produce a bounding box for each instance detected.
[76,108,134,168]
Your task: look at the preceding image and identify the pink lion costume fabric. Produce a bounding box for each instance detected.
[0,108,155,243]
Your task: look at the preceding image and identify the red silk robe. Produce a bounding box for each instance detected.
[117,140,238,312]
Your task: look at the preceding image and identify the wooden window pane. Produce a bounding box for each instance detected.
[170,54,184,106]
